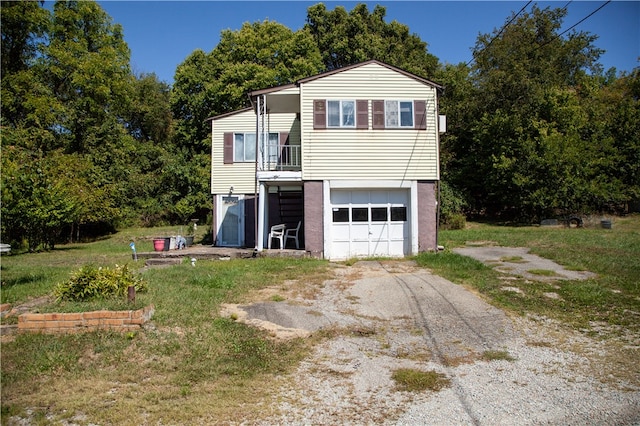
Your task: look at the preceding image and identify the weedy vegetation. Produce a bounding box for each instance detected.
[2,217,639,422]
[392,368,450,392]
[1,227,330,424]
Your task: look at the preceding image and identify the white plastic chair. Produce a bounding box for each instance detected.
[268,224,286,249]
[284,221,302,249]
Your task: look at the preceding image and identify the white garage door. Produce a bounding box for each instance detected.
[330,189,409,259]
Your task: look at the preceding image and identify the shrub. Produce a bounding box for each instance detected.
[445,213,467,230]
[54,264,148,301]
[438,181,468,229]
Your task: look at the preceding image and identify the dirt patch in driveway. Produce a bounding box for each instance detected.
[453,246,596,281]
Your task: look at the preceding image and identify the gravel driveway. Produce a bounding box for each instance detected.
[222,260,640,425]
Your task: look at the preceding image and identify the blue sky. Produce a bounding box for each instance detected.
[94,1,639,84]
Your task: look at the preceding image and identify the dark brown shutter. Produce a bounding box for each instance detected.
[372,100,385,129]
[356,100,368,129]
[280,132,289,146]
[279,132,289,164]
[414,100,426,130]
[313,100,326,129]
[223,132,233,164]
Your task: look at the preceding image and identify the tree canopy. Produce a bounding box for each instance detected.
[305,3,439,77]
[440,6,639,220]
[171,20,324,152]
[2,1,638,251]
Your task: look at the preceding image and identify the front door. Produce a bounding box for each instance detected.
[220,196,243,247]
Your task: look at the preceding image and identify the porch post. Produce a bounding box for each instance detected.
[257,182,267,251]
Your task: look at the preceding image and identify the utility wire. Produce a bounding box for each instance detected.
[465,1,532,67]
[536,1,611,51]
[557,0,610,39]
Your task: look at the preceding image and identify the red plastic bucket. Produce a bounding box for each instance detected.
[153,239,165,251]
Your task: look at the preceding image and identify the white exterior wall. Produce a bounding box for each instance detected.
[211,110,298,194]
[300,62,439,181]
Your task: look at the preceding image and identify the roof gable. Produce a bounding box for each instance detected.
[247,60,442,100]
[296,60,442,90]
[207,107,253,122]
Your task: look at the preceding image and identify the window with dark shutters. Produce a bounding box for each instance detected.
[356,100,368,129]
[313,100,326,129]
[223,132,233,164]
[414,100,426,130]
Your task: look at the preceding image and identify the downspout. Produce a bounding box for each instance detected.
[253,95,259,253]
[435,86,445,253]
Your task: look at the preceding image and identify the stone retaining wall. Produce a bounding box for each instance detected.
[17,305,154,334]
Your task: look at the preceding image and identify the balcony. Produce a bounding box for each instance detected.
[260,143,301,171]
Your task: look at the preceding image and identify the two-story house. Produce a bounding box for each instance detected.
[208,60,444,260]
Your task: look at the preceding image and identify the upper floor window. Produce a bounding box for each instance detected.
[234,133,256,162]
[372,100,426,130]
[385,100,414,128]
[313,99,368,129]
[327,100,355,128]
[224,132,282,164]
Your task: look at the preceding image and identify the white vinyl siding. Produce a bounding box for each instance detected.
[211,110,298,194]
[300,63,438,181]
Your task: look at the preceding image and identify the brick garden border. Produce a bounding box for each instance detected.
[17,305,154,334]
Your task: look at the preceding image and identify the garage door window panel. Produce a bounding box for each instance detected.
[391,206,407,222]
[332,208,349,222]
[371,207,388,222]
[352,208,369,222]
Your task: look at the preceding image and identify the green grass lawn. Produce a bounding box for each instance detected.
[1,217,639,423]
[1,227,331,424]
[416,215,640,335]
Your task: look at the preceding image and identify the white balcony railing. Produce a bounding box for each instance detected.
[261,143,301,171]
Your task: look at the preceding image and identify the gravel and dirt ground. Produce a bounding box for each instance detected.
[222,256,640,425]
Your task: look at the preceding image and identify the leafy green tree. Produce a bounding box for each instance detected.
[305,3,439,77]
[46,0,132,154]
[172,20,323,152]
[0,0,55,134]
[126,72,173,144]
[1,146,83,250]
[445,5,627,220]
[1,0,49,75]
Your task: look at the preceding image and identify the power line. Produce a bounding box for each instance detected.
[535,1,611,51]
[558,1,610,39]
[466,1,533,67]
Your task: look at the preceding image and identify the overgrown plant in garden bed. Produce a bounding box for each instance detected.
[54,264,148,302]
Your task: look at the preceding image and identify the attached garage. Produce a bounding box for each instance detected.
[329,189,410,259]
